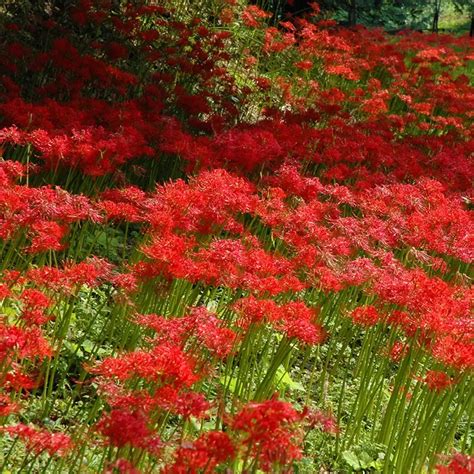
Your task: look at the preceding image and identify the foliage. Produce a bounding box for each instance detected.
[255,0,473,32]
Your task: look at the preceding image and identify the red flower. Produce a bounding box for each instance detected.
[232,398,304,472]
[165,431,235,473]
[294,60,313,71]
[0,324,52,360]
[304,408,339,434]
[2,424,72,456]
[242,6,271,28]
[26,221,67,254]
[20,289,51,309]
[422,370,454,392]
[105,458,141,474]
[349,305,382,327]
[437,452,474,474]
[234,297,324,345]
[96,409,161,454]
[152,386,210,419]
[0,394,20,416]
[432,336,474,371]
[89,343,199,388]
[0,284,11,300]
[189,307,238,359]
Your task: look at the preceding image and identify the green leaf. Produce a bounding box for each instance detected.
[359,450,375,467]
[276,365,306,392]
[342,450,362,470]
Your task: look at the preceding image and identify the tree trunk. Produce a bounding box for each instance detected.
[431,0,441,33]
[470,14,473,37]
[348,0,357,26]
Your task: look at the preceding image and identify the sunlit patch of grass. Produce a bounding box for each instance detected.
[439,2,471,34]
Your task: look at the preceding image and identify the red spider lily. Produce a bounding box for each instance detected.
[232,398,305,472]
[0,283,12,300]
[421,370,455,392]
[0,323,52,361]
[134,314,190,346]
[20,309,52,326]
[264,27,295,54]
[431,336,474,371]
[0,183,100,253]
[188,307,238,359]
[437,452,474,474]
[151,386,211,419]
[135,307,237,358]
[1,424,73,456]
[388,340,410,362]
[20,288,52,310]
[105,459,141,474]
[140,234,303,296]
[109,272,139,294]
[349,305,383,327]
[27,221,68,253]
[164,431,235,473]
[234,297,324,345]
[89,342,200,388]
[303,408,339,434]
[294,60,313,71]
[242,6,272,28]
[0,394,20,416]
[26,258,114,292]
[96,409,161,454]
[4,366,41,391]
[95,380,210,420]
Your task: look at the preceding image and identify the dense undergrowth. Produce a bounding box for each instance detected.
[0,1,473,473]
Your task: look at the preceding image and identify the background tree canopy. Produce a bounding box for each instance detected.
[5,0,473,33]
[255,0,473,33]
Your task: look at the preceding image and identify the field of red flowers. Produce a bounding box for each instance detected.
[0,1,472,472]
